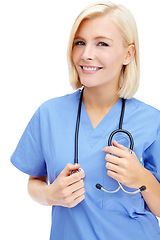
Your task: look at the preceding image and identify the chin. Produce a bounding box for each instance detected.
[80,79,99,88]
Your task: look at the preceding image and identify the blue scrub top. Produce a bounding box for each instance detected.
[11,89,160,239]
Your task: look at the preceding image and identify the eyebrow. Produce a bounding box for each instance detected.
[74,36,113,42]
[95,36,113,42]
[73,36,85,41]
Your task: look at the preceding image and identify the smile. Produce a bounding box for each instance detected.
[80,65,102,72]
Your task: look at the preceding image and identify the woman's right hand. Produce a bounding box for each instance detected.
[46,163,85,208]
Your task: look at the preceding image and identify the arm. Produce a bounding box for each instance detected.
[28,163,85,208]
[28,175,49,206]
[103,140,160,217]
[140,169,160,217]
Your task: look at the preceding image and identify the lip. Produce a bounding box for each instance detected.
[80,65,102,74]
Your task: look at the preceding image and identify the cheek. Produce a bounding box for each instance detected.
[71,48,80,66]
[114,48,127,66]
[100,54,114,69]
[98,50,118,66]
[106,52,125,69]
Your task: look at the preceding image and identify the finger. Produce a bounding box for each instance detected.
[67,179,85,195]
[107,170,121,183]
[69,194,85,208]
[112,140,135,157]
[73,188,85,201]
[66,188,85,208]
[60,179,84,200]
[60,163,80,177]
[112,140,129,151]
[67,170,85,185]
[106,161,120,173]
[102,145,126,158]
[105,152,120,164]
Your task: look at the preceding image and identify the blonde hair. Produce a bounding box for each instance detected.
[67,1,140,99]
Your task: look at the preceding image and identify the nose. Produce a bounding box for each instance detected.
[81,44,95,61]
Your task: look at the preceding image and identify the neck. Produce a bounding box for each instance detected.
[83,86,120,111]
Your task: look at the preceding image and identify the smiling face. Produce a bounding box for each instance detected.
[72,14,133,91]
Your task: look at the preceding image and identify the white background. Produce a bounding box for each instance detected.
[0,0,160,239]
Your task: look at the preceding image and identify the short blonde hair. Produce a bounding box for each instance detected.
[67,1,140,99]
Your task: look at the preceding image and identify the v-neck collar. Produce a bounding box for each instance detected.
[80,97,123,138]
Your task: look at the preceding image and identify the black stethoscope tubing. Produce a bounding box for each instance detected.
[108,97,134,150]
[74,87,134,165]
[73,88,146,194]
[74,87,84,165]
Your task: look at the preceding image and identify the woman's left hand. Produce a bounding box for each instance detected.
[102,140,145,189]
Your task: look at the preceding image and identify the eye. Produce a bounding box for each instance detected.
[98,42,109,47]
[74,41,85,46]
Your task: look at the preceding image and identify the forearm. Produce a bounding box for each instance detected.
[27,176,50,206]
[141,168,160,217]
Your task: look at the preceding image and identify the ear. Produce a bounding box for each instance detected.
[123,44,135,65]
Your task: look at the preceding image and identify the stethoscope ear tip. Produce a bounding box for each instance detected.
[139,185,146,192]
[95,183,102,190]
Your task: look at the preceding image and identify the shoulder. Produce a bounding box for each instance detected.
[26,90,81,133]
[125,98,160,151]
[39,90,80,113]
[126,98,160,121]
[126,98,160,142]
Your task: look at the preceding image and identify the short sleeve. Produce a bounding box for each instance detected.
[10,108,47,177]
[143,125,160,182]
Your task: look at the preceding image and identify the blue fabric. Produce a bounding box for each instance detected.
[11,89,160,239]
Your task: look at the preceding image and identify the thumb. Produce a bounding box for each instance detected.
[112,140,128,151]
[60,163,80,177]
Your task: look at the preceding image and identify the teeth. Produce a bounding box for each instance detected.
[83,66,99,71]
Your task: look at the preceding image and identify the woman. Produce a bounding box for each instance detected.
[11,1,160,239]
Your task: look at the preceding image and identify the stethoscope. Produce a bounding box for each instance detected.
[72,88,146,194]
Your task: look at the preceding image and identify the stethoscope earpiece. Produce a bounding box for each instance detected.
[95,183,102,190]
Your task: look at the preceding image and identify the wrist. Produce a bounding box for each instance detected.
[136,166,148,190]
[45,184,53,206]
[45,184,59,206]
